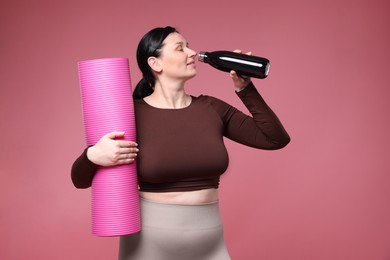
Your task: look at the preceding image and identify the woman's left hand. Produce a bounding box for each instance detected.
[230,49,252,92]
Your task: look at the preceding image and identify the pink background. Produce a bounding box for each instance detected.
[1,0,389,259]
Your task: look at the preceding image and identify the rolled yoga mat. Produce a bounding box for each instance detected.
[78,57,140,237]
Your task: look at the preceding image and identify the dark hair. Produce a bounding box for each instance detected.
[133,26,178,99]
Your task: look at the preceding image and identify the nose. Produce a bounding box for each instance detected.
[187,48,197,57]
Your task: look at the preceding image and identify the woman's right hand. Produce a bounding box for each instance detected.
[86,131,139,167]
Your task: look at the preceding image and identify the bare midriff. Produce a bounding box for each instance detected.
[139,188,219,205]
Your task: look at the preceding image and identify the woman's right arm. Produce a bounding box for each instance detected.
[71,131,139,189]
[71,147,98,189]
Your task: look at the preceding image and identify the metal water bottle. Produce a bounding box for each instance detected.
[198,50,270,79]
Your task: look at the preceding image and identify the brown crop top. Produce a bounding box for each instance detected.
[71,83,290,192]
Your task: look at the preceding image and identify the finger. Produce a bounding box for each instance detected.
[230,70,246,81]
[118,152,138,160]
[233,49,242,53]
[117,140,138,148]
[118,147,139,154]
[230,70,238,78]
[117,158,136,165]
[120,152,138,161]
[239,74,249,80]
[106,131,125,140]
[246,51,252,55]
[230,71,243,85]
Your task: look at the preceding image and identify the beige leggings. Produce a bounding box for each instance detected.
[119,198,231,260]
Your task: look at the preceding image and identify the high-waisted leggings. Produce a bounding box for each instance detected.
[119,198,231,260]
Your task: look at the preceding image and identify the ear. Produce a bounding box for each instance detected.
[147,56,162,73]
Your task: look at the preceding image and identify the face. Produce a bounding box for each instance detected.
[156,32,197,81]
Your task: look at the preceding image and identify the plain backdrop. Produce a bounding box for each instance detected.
[1,0,390,259]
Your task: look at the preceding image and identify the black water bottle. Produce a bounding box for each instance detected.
[198,50,270,79]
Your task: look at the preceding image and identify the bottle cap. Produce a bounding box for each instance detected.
[198,52,206,62]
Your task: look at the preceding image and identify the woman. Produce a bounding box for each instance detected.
[71,26,290,260]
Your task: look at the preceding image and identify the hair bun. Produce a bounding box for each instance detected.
[133,78,154,99]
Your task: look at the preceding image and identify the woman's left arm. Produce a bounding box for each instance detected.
[214,50,290,150]
[209,84,290,149]
[224,81,291,150]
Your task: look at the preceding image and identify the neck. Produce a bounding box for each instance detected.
[145,80,190,109]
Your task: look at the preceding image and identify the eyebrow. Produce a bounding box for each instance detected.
[175,41,189,47]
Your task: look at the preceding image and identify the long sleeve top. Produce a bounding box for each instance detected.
[71,83,290,191]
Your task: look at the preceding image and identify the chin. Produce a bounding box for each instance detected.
[188,72,197,79]
[191,68,197,76]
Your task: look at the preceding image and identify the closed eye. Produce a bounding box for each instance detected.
[175,41,189,52]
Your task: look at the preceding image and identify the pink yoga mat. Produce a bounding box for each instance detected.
[78,57,140,237]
